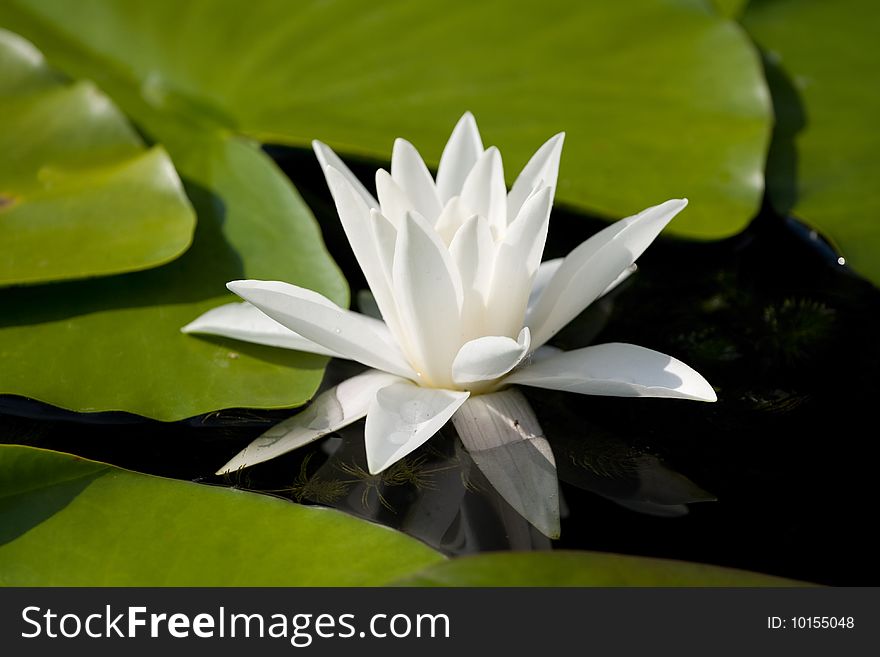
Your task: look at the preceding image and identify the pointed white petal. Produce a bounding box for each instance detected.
[323,166,404,335]
[452,328,531,385]
[527,258,563,313]
[436,112,484,203]
[368,210,421,360]
[449,214,495,299]
[484,188,553,337]
[216,370,402,474]
[452,389,560,538]
[365,382,469,474]
[391,138,442,223]
[507,342,717,402]
[460,146,507,235]
[527,261,636,315]
[375,169,412,228]
[182,302,342,357]
[528,199,688,348]
[368,209,397,287]
[312,140,378,209]
[507,133,565,222]
[392,211,464,386]
[503,186,553,276]
[227,280,415,379]
[449,213,496,336]
[434,196,470,245]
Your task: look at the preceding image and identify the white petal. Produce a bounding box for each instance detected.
[527,261,636,315]
[528,199,688,348]
[182,302,342,357]
[460,146,507,235]
[375,169,411,229]
[527,258,563,313]
[452,328,531,386]
[507,342,717,402]
[368,210,422,361]
[365,382,469,474]
[392,211,464,386]
[484,188,553,337]
[507,133,565,223]
[323,166,404,336]
[451,389,560,538]
[449,213,496,336]
[216,370,402,474]
[530,345,562,362]
[312,140,378,209]
[449,214,495,300]
[434,196,470,245]
[436,112,484,203]
[227,280,415,379]
[391,138,442,223]
[503,186,553,276]
[368,209,397,287]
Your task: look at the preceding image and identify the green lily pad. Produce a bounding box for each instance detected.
[0,128,347,420]
[0,444,443,585]
[2,0,770,239]
[712,0,748,19]
[742,0,880,285]
[0,28,195,287]
[0,29,347,420]
[393,551,807,586]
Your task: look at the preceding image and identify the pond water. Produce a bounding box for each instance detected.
[2,146,878,585]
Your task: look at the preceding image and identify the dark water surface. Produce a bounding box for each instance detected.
[2,146,878,585]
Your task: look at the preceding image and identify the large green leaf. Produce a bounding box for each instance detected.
[0,28,195,287]
[0,444,442,585]
[742,0,880,285]
[393,551,806,586]
[2,0,770,239]
[0,32,347,420]
[712,0,748,19]
[0,130,346,420]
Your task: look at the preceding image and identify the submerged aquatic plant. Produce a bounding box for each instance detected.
[183,113,715,536]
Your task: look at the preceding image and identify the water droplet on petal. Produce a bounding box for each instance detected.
[837,256,846,266]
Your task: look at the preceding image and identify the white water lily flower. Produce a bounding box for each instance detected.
[183,112,716,538]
